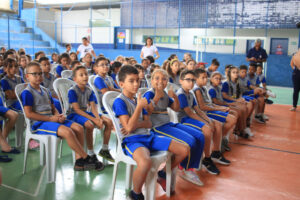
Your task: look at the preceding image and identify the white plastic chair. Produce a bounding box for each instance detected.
[15,83,61,183]
[88,75,118,165]
[138,88,148,96]
[0,89,25,148]
[103,91,173,200]
[61,70,73,79]
[52,78,80,159]
[50,63,58,76]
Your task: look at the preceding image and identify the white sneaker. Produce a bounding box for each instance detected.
[179,170,204,186]
[266,90,276,98]
[290,107,296,111]
[262,114,269,120]
[244,127,254,137]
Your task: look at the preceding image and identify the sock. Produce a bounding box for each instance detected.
[87,149,94,156]
[102,144,109,150]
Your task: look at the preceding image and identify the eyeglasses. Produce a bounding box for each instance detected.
[27,72,43,77]
[183,78,196,83]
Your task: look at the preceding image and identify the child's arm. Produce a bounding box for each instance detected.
[168,86,180,112]
[94,76,110,94]
[193,105,211,123]
[194,89,216,111]
[69,90,102,127]
[21,90,60,122]
[144,88,164,115]
[119,93,151,134]
[1,79,17,99]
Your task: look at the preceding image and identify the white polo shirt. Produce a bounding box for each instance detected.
[141,45,158,58]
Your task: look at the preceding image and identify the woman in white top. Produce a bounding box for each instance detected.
[140,37,160,60]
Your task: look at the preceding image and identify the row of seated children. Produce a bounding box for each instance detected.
[111,65,238,199]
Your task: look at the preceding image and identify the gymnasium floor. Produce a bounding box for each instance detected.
[0,86,299,200]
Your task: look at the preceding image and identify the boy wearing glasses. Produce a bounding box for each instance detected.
[93,57,120,114]
[176,70,229,175]
[21,62,101,171]
[67,65,114,163]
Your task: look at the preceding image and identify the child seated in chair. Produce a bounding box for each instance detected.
[143,69,205,186]
[112,65,189,200]
[176,70,230,175]
[0,93,19,154]
[93,57,120,114]
[67,66,114,163]
[1,58,24,112]
[39,57,62,114]
[56,53,71,78]
[21,62,102,171]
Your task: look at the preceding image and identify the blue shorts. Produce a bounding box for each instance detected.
[152,122,204,169]
[180,117,205,131]
[122,134,172,159]
[67,111,102,126]
[101,106,108,114]
[242,95,255,102]
[207,111,228,123]
[224,99,234,103]
[9,101,22,112]
[243,90,254,96]
[31,120,74,136]
[53,98,62,114]
[0,106,9,116]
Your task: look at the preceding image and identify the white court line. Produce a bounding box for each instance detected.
[2,166,46,197]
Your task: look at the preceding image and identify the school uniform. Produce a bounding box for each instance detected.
[247,74,260,87]
[55,65,67,77]
[256,73,266,85]
[169,75,180,85]
[0,95,9,116]
[238,77,256,101]
[21,85,74,136]
[41,73,62,113]
[67,85,101,126]
[193,84,228,123]
[176,87,206,132]
[112,93,172,158]
[94,75,119,113]
[144,88,204,170]
[1,75,24,111]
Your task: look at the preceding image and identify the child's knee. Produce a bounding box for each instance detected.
[72,123,84,134]
[202,124,212,136]
[85,121,94,131]
[137,157,152,170]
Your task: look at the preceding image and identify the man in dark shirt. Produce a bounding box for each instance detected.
[246,39,268,65]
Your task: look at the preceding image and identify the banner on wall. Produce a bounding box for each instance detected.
[143,35,178,44]
[89,19,111,27]
[193,36,236,46]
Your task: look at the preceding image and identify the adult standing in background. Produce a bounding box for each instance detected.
[140,37,160,61]
[76,37,97,60]
[290,50,300,111]
[246,39,268,65]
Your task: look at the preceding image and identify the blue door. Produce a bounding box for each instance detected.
[114,27,126,49]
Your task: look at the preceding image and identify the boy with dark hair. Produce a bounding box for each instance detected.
[21,62,99,171]
[176,70,230,175]
[113,65,189,200]
[67,66,114,163]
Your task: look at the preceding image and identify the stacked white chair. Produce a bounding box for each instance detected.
[102,91,173,200]
[52,78,79,160]
[15,83,61,183]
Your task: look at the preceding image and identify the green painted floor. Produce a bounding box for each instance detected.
[0,86,296,200]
